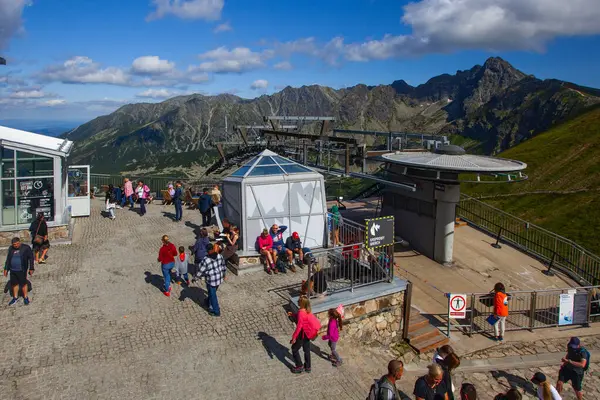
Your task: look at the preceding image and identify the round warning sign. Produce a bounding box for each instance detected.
[449,294,467,319]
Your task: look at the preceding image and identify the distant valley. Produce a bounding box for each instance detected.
[1,119,83,137]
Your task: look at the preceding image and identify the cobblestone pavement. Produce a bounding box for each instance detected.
[451,363,600,400]
[0,201,396,400]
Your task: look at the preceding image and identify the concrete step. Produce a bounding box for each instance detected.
[455,218,468,228]
[409,330,449,354]
[407,314,430,333]
[230,256,265,276]
[407,324,441,343]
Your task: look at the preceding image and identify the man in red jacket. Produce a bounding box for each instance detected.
[158,235,177,297]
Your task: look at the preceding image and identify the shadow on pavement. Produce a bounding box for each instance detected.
[161,211,177,221]
[178,285,207,309]
[491,370,537,395]
[144,271,165,292]
[257,331,295,369]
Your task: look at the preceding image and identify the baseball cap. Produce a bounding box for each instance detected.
[531,372,547,384]
[568,337,581,348]
[292,232,299,239]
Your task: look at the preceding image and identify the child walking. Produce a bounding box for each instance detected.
[322,306,343,367]
[174,246,190,285]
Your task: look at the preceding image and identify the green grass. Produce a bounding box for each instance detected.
[462,105,600,253]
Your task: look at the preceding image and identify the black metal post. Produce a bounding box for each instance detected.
[402,281,412,340]
[491,228,503,249]
[542,252,556,276]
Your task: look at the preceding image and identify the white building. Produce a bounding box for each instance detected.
[222,149,328,253]
[0,125,74,231]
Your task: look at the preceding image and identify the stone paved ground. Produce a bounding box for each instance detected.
[2,199,600,399]
[0,200,396,400]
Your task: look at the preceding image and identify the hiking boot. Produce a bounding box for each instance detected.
[289,264,297,273]
[291,366,304,374]
[8,298,18,306]
[24,297,30,306]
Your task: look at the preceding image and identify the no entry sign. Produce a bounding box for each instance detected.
[449,294,467,319]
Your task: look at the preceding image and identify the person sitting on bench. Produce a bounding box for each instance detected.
[269,224,288,266]
[285,232,311,271]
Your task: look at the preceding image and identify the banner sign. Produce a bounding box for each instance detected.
[365,216,394,250]
[559,292,575,326]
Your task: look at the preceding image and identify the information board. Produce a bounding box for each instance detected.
[17,178,54,223]
[558,293,575,326]
[365,216,394,250]
[573,293,589,325]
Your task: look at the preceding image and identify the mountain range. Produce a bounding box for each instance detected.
[64,57,600,175]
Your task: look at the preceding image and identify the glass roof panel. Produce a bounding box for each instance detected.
[231,166,251,177]
[249,165,285,176]
[281,164,312,174]
[257,156,276,166]
[272,156,293,165]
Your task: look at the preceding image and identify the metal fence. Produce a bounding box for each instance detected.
[328,213,366,247]
[301,243,393,299]
[89,173,220,199]
[448,286,600,337]
[457,194,600,285]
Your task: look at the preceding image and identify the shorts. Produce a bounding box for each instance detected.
[559,368,583,391]
[33,240,50,252]
[10,271,27,287]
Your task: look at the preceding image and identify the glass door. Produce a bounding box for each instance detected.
[67,165,91,217]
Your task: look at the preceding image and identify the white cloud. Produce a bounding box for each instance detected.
[0,0,28,50]
[250,79,268,90]
[147,0,223,21]
[137,88,178,99]
[213,22,232,33]
[44,99,66,106]
[274,37,319,57]
[10,89,46,99]
[273,61,292,70]
[38,56,130,85]
[132,56,175,75]
[194,47,270,73]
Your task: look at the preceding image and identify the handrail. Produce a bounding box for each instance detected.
[457,193,600,285]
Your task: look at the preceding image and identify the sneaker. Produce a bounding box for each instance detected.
[289,264,297,273]
[272,266,279,274]
[266,268,272,275]
[163,291,170,297]
[499,336,504,342]
[39,259,46,264]
[304,367,311,374]
[185,280,190,286]
[328,354,336,362]
[291,366,304,374]
[333,361,342,367]
[208,310,221,317]
[8,298,18,306]
[24,297,30,306]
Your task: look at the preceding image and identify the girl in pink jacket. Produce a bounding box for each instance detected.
[257,229,276,274]
[322,307,343,366]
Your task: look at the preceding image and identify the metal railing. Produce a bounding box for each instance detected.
[457,194,600,285]
[302,243,393,299]
[448,286,600,336]
[89,173,220,199]
[328,213,366,247]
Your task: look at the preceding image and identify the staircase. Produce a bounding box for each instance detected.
[455,217,468,228]
[406,307,449,353]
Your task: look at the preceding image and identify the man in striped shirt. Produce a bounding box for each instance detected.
[196,243,226,317]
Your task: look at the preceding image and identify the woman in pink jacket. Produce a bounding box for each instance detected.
[289,295,316,374]
[122,178,134,209]
[257,228,276,274]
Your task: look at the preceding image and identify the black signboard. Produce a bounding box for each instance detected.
[17,178,54,224]
[365,216,394,250]
[573,293,589,325]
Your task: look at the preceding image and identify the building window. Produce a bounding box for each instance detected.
[1,148,55,226]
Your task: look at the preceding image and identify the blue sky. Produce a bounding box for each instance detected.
[1,0,600,121]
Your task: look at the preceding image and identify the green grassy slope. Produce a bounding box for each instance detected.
[462,105,600,253]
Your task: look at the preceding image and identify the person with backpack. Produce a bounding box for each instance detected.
[557,337,588,400]
[289,295,320,374]
[368,359,404,400]
[414,364,449,400]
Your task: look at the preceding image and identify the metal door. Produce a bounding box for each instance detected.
[67,165,91,217]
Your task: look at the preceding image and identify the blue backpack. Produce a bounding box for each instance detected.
[581,347,591,372]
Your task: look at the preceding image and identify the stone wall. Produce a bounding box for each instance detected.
[314,291,405,346]
[0,225,69,246]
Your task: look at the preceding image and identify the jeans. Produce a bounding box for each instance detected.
[206,284,220,315]
[291,332,311,369]
[108,208,115,218]
[161,262,174,292]
[122,195,134,208]
[174,199,182,221]
[494,316,506,337]
[329,341,342,363]
[201,210,211,226]
[140,198,147,215]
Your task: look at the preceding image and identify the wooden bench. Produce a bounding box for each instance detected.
[185,189,199,209]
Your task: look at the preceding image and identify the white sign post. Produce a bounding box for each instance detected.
[449,294,467,319]
[559,292,575,326]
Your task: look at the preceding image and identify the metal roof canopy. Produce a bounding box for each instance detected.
[379,149,527,173]
[261,129,358,144]
[0,125,74,156]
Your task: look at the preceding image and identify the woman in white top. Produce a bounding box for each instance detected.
[531,372,562,400]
